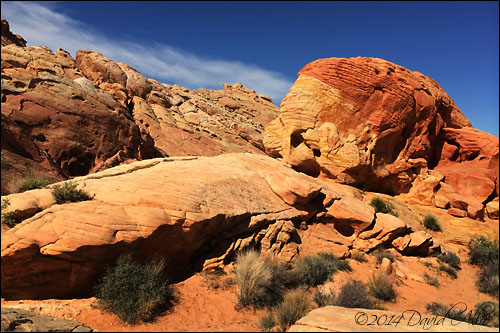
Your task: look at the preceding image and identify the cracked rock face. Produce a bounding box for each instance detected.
[2,153,441,300]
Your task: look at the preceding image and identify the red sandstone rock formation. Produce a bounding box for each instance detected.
[264,57,499,220]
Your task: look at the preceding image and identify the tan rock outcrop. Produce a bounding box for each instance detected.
[1,18,26,47]
[1,19,279,195]
[1,153,442,300]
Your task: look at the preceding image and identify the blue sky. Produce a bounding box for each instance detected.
[2,1,499,136]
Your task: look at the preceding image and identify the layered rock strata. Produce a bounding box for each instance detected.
[264,57,499,220]
[1,19,278,194]
[2,153,441,300]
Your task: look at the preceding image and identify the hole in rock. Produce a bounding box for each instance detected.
[313,149,321,157]
[290,131,304,148]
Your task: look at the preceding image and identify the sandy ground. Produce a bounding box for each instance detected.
[2,250,497,332]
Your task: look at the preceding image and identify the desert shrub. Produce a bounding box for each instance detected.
[437,251,461,270]
[234,250,273,307]
[423,214,441,232]
[352,251,367,262]
[368,271,395,301]
[335,280,374,309]
[374,248,395,264]
[290,252,349,287]
[468,236,499,266]
[424,273,440,287]
[474,301,499,327]
[18,176,49,193]
[370,197,398,217]
[276,288,310,331]
[468,236,499,298]
[94,253,173,324]
[1,198,18,228]
[52,181,94,204]
[477,264,499,298]
[425,302,467,322]
[439,263,457,279]
[313,289,335,307]
[258,310,276,332]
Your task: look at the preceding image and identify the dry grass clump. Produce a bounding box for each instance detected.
[234,250,273,308]
[368,271,395,301]
[276,288,310,331]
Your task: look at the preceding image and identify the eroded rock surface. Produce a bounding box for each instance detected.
[1,19,278,195]
[263,57,499,220]
[1,307,94,332]
[2,153,441,300]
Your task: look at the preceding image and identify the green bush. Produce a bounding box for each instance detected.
[424,273,439,287]
[258,310,276,332]
[468,236,499,298]
[423,214,441,232]
[276,288,310,331]
[439,263,457,279]
[468,236,499,266]
[234,250,273,308]
[52,181,94,204]
[290,252,349,287]
[335,280,374,309]
[437,251,461,270]
[1,198,18,228]
[18,176,49,193]
[94,253,173,324]
[352,251,367,263]
[368,272,395,301]
[370,197,398,217]
[374,248,395,264]
[474,301,499,327]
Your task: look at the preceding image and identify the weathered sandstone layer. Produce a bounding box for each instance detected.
[264,57,499,220]
[2,153,445,300]
[1,18,278,195]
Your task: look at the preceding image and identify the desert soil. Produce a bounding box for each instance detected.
[2,253,498,332]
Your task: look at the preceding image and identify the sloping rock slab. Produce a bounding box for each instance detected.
[1,307,94,332]
[288,305,497,332]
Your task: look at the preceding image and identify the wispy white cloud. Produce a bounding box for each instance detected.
[1,1,293,103]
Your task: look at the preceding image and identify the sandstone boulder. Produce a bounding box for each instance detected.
[392,231,441,256]
[264,57,472,195]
